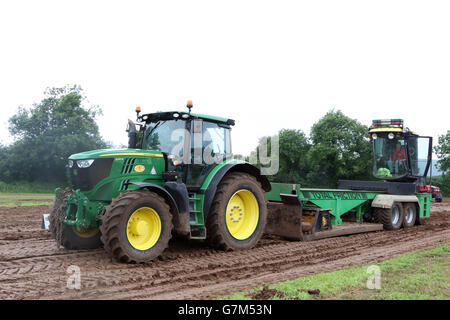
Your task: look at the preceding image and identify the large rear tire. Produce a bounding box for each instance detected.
[49,188,102,249]
[100,190,173,263]
[206,172,267,251]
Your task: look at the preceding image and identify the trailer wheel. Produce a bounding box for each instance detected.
[402,203,417,228]
[378,202,404,230]
[206,172,267,251]
[100,190,173,263]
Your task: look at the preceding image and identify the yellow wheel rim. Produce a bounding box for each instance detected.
[126,207,161,251]
[72,226,99,238]
[225,189,259,240]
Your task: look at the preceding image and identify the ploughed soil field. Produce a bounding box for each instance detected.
[0,200,449,300]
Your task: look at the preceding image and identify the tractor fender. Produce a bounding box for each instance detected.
[200,162,271,220]
[128,181,191,237]
[371,194,419,209]
[128,182,180,215]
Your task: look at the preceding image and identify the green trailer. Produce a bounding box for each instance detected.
[264,182,431,241]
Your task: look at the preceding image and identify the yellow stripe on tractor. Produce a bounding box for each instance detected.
[100,153,164,157]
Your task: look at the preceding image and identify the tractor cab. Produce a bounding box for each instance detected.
[369,119,432,182]
[127,102,235,190]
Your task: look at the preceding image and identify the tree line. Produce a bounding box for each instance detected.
[0,86,109,185]
[0,86,448,196]
[247,109,374,188]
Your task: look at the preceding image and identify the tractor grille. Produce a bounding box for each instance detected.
[121,158,136,175]
[70,158,114,191]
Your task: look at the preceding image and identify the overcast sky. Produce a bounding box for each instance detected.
[0,0,449,157]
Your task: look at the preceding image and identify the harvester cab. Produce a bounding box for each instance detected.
[369,119,433,183]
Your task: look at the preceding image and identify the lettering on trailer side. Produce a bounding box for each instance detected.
[306,191,368,200]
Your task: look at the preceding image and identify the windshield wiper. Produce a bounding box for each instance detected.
[144,120,164,142]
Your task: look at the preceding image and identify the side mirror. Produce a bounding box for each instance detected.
[127,119,137,149]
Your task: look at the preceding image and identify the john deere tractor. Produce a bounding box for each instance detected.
[49,102,271,263]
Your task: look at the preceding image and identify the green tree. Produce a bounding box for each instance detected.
[306,110,373,188]
[433,130,450,196]
[434,130,450,174]
[269,129,311,185]
[0,85,109,183]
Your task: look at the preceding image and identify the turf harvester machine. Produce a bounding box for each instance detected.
[46,104,433,263]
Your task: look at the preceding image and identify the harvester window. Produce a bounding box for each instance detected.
[407,136,432,177]
[373,137,407,179]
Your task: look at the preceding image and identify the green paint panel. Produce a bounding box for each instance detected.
[265,183,303,201]
[416,193,432,218]
[200,159,245,191]
[63,148,166,229]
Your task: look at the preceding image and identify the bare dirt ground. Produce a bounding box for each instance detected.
[0,200,449,300]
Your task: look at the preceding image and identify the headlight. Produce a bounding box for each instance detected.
[372,133,377,140]
[77,159,94,168]
[68,160,74,168]
[388,133,395,139]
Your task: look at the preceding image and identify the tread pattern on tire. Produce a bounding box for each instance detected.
[48,188,71,241]
[49,188,102,250]
[378,202,404,230]
[402,202,417,228]
[100,190,173,263]
[206,172,267,251]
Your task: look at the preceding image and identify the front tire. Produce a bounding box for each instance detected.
[49,188,102,249]
[100,190,173,263]
[60,225,102,250]
[206,172,267,251]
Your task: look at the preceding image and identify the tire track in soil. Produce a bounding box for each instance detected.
[0,202,448,299]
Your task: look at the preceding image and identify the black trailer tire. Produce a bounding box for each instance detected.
[435,194,442,203]
[402,203,417,228]
[377,202,404,230]
[100,190,173,263]
[206,172,267,251]
[49,188,102,249]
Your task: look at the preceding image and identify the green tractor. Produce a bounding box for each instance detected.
[49,102,273,263]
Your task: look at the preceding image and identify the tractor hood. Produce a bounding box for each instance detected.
[68,149,164,160]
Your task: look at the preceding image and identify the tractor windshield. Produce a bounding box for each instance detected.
[142,120,186,155]
[373,136,407,179]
